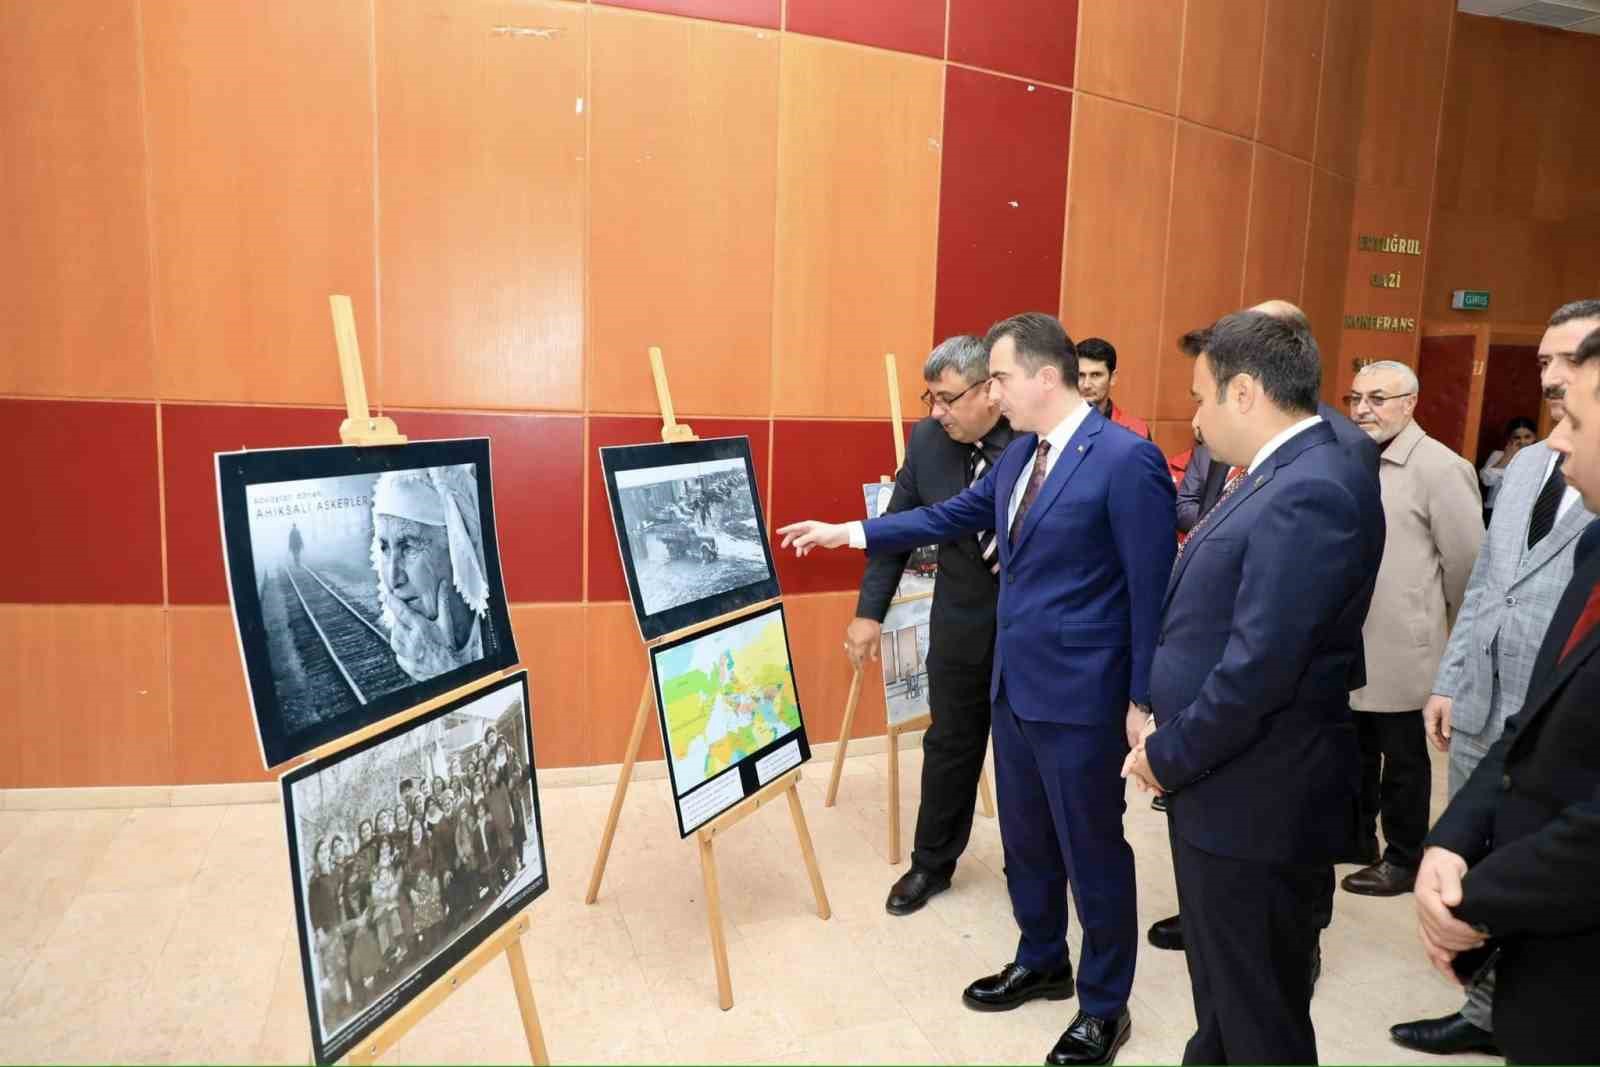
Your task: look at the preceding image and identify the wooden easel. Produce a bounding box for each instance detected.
[583,346,831,1011]
[324,294,550,1066]
[822,354,996,865]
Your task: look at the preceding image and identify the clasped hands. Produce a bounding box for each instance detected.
[1120,708,1164,795]
[1414,846,1488,986]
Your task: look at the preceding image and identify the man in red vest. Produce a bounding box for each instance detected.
[1077,338,1151,441]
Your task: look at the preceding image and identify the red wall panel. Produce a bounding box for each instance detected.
[949,0,1079,87]
[786,0,945,59]
[587,417,773,603]
[595,0,779,28]
[1474,346,1542,467]
[934,67,1072,344]
[0,400,163,604]
[161,404,349,604]
[770,418,905,595]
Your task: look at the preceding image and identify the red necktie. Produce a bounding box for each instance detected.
[1559,581,1600,662]
[1009,439,1052,543]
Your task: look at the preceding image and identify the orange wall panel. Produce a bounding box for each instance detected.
[0,0,154,400]
[585,602,660,765]
[1155,125,1253,420]
[1256,0,1327,161]
[783,592,887,747]
[1242,148,1313,310]
[1060,95,1176,423]
[377,0,586,413]
[1178,0,1266,140]
[168,607,275,785]
[0,606,172,788]
[1314,0,1371,182]
[1302,168,1357,392]
[1353,0,1453,195]
[1075,0,1184,114]
[771,36,943,420]
[143,0,376,406]
[513,604,589,770]
[588,9,779,418]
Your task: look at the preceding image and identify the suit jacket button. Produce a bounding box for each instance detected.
[1008,573,1015,584]
[1500,773,1512,791]
[1505,595,1515,606]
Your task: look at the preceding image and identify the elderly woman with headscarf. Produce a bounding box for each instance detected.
[370,465,498,681]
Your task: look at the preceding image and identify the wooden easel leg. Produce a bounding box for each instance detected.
[505,939,551,1066]
[697,832,735,1011]
[785,782,832,920]
[585,680,653,905]
[977,765,997,819]
[824,668,862,808]
[886,723,902,865]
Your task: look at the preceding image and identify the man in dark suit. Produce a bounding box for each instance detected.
[1417,326,1600,1066]
[851,334,1014,915]
[1123,311,1385,1063]
[1148,309,1382,958]
[781,312,1176,1066]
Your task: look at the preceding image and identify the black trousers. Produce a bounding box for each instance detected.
[911,658,994,879]
[1172,822,1323,1065]
[1354,709,1430,868]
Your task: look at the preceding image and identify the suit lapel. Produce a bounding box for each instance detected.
[1011,414,1103,557]
[1514,502,1591,585]
[1163,461,1274,609]
[995,439,1032,568]
[1513,542,1600,744]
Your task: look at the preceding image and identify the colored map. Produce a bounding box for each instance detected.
[655,609,802,794]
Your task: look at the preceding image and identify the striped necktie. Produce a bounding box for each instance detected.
[970,446,999,574]
[1528,455,1566,550]
[1172,465,1246,574]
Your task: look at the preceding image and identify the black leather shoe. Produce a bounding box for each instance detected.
[1341,859,1417,897]
[885,867,951,916]
[1390,1013,1500,1055]
[1150,794,1169,813]
[962,961,1075,1012]
[1147,914,1183,951]
[1047,1007,1132,1065]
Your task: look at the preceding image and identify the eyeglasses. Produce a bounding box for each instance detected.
[921,377,991,411]
[1343,391,1415,410]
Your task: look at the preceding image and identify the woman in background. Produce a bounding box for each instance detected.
[1481,415,1537,524]
[402,818,445,955]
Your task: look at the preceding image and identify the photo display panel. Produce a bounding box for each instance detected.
[217,438,518,767]
[861,482,938,600]
[282,670,548,1065]
[600,436,781,641]
[649,604,810,836]
[880,594,934,727]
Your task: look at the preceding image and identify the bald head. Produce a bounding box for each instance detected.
[1250,300,1311,332]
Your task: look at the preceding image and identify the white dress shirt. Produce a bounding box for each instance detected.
[847,399,1093,549]
[1544,449,1582,523]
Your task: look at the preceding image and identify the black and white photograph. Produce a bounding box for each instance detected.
[600,436,781,641]
[217,438,519,768]
[862,482,938,599]
[879,594,933,726]
[282,670,548,1065]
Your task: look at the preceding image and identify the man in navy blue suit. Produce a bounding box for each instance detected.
[780,312,1176,1066]
[1123,311,1385,1064]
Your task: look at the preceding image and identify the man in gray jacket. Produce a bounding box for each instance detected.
[1390,299,1600,1057]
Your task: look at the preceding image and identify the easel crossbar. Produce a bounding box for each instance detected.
[698,767,802,841]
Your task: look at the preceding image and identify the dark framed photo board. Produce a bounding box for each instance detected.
[216,438,519,768]
[649,603,810,836]
[599,436,781,642]
[282,670,548,1065]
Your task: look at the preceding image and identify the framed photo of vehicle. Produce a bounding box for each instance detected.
[599,436,781,642]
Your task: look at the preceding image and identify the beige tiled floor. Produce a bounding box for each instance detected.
[0,747,1501,1065]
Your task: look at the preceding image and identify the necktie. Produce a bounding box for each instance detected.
[1559,580,1600,663]
[969,446,999,574]
[1009,439,1052,544]
[1172,466,1246,573]
[1528,456,1567,549]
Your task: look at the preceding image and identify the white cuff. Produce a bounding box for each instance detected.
[847,521,866,550]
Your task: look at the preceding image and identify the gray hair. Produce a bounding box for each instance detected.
[1550,299,1600,327]
[1354,359,1419,393]
[923,334,989,384]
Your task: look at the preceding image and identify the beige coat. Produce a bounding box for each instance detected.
[1352,419,1484,712]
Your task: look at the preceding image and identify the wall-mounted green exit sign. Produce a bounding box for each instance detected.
[1451,289,1491,311]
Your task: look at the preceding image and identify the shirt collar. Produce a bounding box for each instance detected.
[1247,414,1323,475]
[1038,399,1092,458]
[1379,418,1425,464]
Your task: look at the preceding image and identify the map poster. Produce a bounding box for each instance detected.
[880,595,933,727]
[861,483,937,600]
[649,604,810,836]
